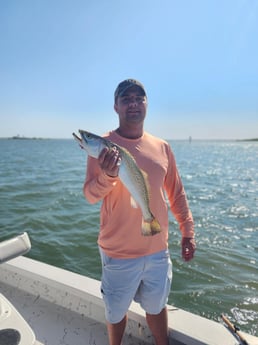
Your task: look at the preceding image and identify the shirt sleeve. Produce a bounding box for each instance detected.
[164,145,195,238]
[83,156,119,204]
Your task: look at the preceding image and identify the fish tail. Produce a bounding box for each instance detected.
[142,217,162,236]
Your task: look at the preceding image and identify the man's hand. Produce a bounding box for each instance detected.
[98,147,121,177]
[181,237,196,262]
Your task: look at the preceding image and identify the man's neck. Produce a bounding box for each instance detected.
[116,126,143,139]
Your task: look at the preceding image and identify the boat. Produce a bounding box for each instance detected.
[0,233,257,345]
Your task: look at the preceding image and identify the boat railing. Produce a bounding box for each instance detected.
[0,232,36,345]
[0,232,31,264]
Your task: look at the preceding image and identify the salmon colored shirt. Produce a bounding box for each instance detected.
[84,131,194,258]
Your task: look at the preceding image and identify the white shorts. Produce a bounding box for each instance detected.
[99,248,172,324]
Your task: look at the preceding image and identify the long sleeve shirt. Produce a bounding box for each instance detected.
[84,130,194,258]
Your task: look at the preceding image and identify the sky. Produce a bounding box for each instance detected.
[0,0,257,140]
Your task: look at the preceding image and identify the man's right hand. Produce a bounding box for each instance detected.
[98,147,121,177]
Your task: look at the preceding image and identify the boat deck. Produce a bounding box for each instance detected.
[1,257,257,345]
[0,257,159,345]
[1,281,112,345]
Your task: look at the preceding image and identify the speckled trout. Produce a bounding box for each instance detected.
[73,129,161,236]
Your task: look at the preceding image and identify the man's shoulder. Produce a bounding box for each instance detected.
[144,132,169,146]
[102,130,114,139]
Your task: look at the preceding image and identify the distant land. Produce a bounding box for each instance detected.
[238,138,258,142]
[10,135,44,140]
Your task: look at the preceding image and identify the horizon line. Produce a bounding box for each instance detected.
[1,136,257,142]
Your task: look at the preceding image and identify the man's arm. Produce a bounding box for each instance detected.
[164,145,196,261]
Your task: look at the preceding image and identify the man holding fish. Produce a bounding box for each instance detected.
[75,79,195,345]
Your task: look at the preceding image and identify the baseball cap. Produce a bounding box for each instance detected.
[114,79,146,101]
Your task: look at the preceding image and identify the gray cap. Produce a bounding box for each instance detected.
[114,79,146,101]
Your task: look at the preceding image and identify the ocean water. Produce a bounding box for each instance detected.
[0,138,257,335]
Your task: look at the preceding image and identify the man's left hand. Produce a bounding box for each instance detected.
[181,237,196,262]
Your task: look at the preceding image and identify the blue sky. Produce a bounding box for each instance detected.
[0,0,257,140]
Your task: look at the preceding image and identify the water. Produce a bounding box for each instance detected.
[0,138,257,335]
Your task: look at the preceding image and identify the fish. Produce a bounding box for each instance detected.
[73,129,161,236]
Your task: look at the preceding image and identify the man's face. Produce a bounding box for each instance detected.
[114,86,147,125]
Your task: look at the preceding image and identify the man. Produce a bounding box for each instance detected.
[83,79,195,345]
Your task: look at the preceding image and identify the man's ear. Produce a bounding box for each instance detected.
[114,103,118,114]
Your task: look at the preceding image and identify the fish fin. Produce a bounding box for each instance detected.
[130,196,138,209]
[141,218,162,236]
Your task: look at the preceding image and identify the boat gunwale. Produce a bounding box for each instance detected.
[1,256,257,345]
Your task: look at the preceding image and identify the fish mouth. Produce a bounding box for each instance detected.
[73,130,90,143]
[72,132,83,143]
[72,131,89,148]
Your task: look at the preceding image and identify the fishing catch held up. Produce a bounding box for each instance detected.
[73,129,161,236]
